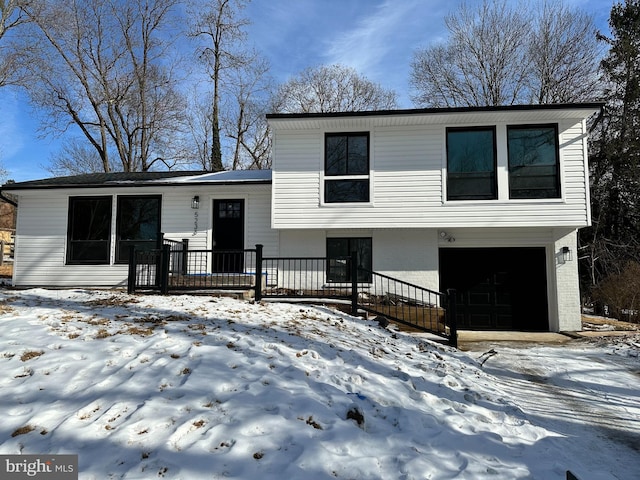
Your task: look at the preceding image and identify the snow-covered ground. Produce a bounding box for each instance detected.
[0,288,638,479]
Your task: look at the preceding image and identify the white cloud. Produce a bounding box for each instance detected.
[321,0,452,106]
[0,90,26,160]
[323,0,421,75]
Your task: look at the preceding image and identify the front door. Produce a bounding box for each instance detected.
[212,199,244,272]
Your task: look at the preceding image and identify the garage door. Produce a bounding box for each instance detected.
[439,248,549,331]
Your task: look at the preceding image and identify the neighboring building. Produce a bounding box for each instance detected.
[1,103,602,332]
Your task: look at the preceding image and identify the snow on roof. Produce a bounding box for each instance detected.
[2,169,272,191]
[165,169,272,184]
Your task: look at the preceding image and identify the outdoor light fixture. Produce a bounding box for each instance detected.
[439,231,455,243]
[561,246,573,263]
[191,195,200,209]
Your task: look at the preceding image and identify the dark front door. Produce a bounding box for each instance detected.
[439,247,549,331]
[212,199,244,273]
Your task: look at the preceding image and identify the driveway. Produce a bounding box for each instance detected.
[469,335,640,480]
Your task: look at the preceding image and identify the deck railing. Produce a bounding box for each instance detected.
[127,243,457,346]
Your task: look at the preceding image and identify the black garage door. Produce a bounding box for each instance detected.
[439,248,549,331]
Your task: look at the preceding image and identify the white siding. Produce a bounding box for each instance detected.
[271,114,593,229]
[279,226,579,333]
[12,184,276,287]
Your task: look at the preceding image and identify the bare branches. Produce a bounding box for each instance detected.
[187,0,251,171]
[18,0,186,173]
[527,1,602,103]
[0,0,27,87]
[273,64,398,113]
[410,0,601,107]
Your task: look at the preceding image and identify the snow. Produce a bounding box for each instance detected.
[157,170,272,184]
[0,288,638,479]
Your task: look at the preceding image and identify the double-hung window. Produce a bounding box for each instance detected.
[327,237,372,283]
[115,195,161,263]
[324,132,370,203]
[446,127,497,200]
[507,125,560,199]
[66,196,112,264]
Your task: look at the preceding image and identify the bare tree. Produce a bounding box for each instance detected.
[18,0,186,173]
[188,0,251,172]
[221,54,272,169]
[527,1,602,103]
[46,138,110,176]
[410,0,601,107]
[273,64,398,113]
[411,0,530,107]
[0,0,27,87]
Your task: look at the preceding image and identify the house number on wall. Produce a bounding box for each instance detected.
[193,211,198,236]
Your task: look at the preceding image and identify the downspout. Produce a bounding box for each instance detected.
[0,190,17,207]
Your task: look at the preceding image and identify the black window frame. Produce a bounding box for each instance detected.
[507,124,561,199]
[326,237,372,283]
[446,126,498,201]
[115,195,162,264]
[66,196,113,265]
[324,132,370,203]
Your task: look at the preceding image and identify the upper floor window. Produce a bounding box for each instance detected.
[446,127,497,200]
[324,132,370,203]
[67,196,112,264]
[115,195,161,263]
[508,125,560,199]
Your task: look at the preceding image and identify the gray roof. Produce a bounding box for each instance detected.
[1,170,272,191]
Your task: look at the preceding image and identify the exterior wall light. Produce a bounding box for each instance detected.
[191,195,200,209]
[439,231,455,243]
[561,246,572,263]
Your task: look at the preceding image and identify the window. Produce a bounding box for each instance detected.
[446,127,497,200]
[324,133,370,203]
[508,125,560,199]
[327,237,372,283]
[115,195,161,263]
[217,201,242,219]
[67,196,112,264]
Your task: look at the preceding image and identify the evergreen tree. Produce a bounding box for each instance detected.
[581,0,640,301]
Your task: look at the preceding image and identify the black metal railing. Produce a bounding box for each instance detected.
[127,244,259,294]
[127,243,457,347]
[260,256,355,300]
[356,268,456,342]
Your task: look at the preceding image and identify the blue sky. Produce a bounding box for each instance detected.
[0,0,615,182]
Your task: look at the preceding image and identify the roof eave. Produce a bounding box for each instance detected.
[1,179,272,192]
[266,102,605,121]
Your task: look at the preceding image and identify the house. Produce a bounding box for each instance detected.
[1,103,602,333]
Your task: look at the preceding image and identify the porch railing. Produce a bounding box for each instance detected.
[127,243,457,346]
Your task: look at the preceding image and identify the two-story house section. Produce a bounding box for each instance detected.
[266,103,603,333]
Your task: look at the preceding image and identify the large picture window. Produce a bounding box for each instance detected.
[67,196,112,264]
[446,127,497,200]
[508,125,560,199]
[324,133,370,203]
[327,237,372,283]
[115,195,161,263]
